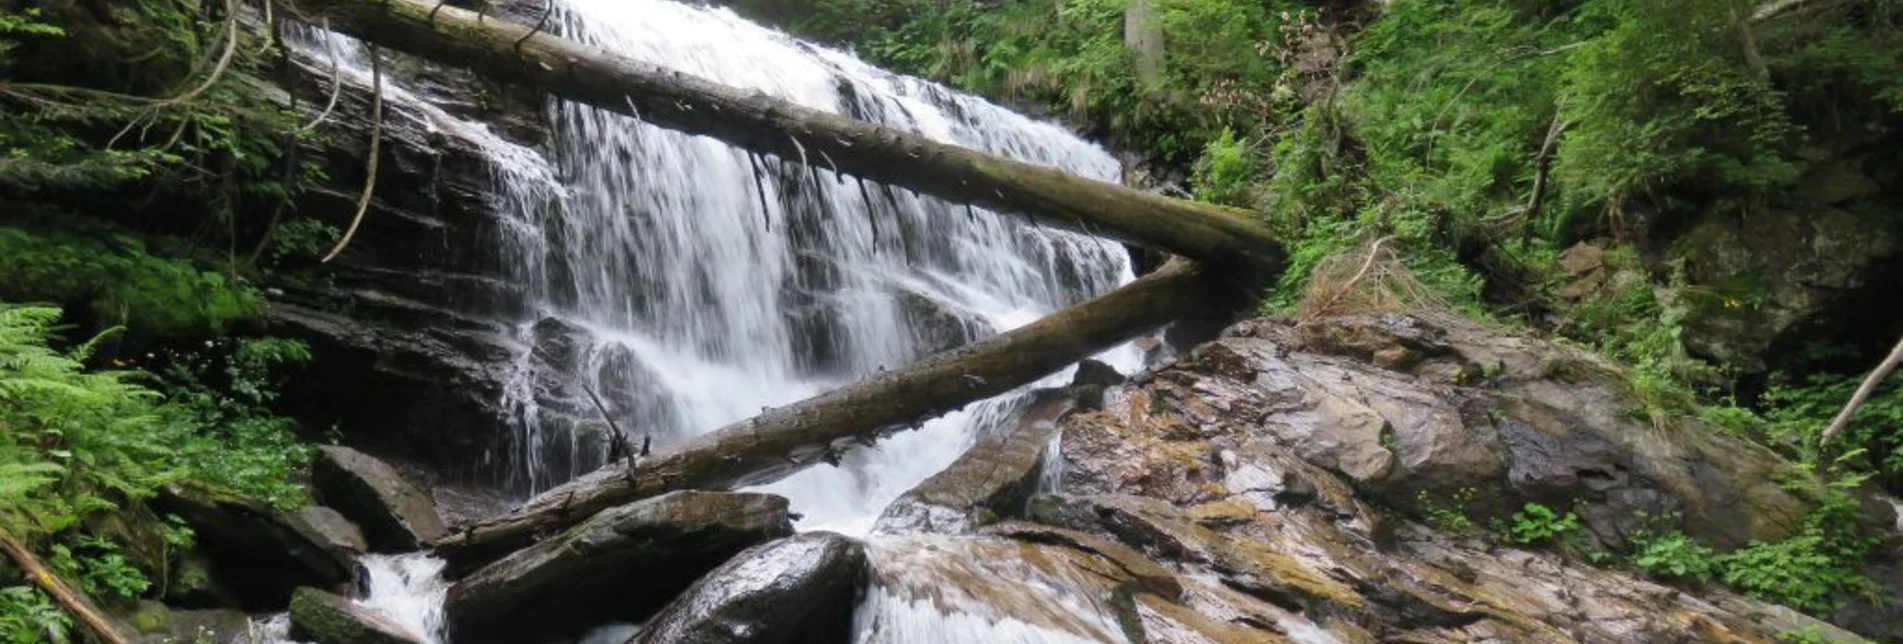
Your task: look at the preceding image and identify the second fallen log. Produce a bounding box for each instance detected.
[432,258,1230,568]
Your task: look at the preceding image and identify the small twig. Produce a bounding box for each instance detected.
[1820,335,1903,446]
[0,534,131,644]
[578,381,643,486]
[321,42,384,263]
[514,0,554,54]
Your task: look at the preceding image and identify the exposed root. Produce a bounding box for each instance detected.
[320,41,384,263]
[299,18,346,133]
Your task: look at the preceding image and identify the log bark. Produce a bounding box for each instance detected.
[286,0,1284,270]
[431,258,1229,568]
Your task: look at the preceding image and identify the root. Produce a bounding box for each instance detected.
[320,42,384,263]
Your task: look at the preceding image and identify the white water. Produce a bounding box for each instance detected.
[291,0,1146,640]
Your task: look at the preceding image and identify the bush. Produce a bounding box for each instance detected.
[1498,502,1582,545]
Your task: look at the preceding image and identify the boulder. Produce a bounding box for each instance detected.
[873,389,1076,534]
[120,600,252,644]
[629,532,867,644]
[155,484,360,610]
[298,506,371,556]
[445,491,793,642]
[1673,206,1897,373]
[313,445,448,551]
[290,587,426,644]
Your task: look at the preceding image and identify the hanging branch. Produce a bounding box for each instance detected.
[1514,116,1568,243]
[1819,335,1903,446]
[320,41,385,263]
[299,18,347,132]
[0,534,131,644]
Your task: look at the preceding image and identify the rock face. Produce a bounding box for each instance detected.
[1675,206,1898,373]
[629,532,868,644]
[444,491,794,643]
[1023,313,1858,642]
[874,389,1077,534]
[290,587,426,644]
[155,484,361,610]
[313,445,447,551]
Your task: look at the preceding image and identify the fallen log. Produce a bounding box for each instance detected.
[287,0,1284,270]
[431,258,1229,568]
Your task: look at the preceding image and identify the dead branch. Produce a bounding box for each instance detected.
[1819,335,1903,446]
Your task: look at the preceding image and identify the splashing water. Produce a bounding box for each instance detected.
[358,554,450,644]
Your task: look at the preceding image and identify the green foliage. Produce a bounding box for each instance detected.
[49,535,151,600]
[0,303,309,613]
[0,225,260,337]
[1630,531,1719,581]
[0,586,70,644]
[1190,127,1260,207]
[1498,502,1582,545]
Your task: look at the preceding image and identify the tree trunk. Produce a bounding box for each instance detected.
[431,259,1232,568]
[286,0,1284,270]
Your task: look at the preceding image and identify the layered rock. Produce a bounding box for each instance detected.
[874,388,1077,534]
[444,491,793,642]
[1024,313,1864,642]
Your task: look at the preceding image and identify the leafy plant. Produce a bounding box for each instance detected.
[1499,502,1582,545]
[1630,531,1719,581]
[0,586,70,644]
[1416,487,1477,533]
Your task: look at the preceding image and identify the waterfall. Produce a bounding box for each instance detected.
[287,0,1144,640]
[500,0,1140,528]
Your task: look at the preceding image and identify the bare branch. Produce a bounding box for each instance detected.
[1819,335,1903,446]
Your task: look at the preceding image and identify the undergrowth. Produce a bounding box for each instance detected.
[0,304,309,642]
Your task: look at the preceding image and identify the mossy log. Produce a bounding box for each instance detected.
[430,259,1226,568]
[285,0,1284,269]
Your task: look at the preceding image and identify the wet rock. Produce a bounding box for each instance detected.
[894,286,997,359]
[445,491,794,643]
[629,532,867,644]
[313,445,447,551]
[874,389,1076,534]
[154,484,360,610]
[290,587,425,644]
[120,600,252,644]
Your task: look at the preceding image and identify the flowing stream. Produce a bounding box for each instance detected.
[288,0,1146,640]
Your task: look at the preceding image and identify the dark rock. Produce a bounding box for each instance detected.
[629,532,867,644]
[313,445,448,551]
[445,491,793,643]
[154,484,359,610]
[290,587,426,644]
[873,389,1076,534]
[1070,359,1126,387]
[893,287,996,359]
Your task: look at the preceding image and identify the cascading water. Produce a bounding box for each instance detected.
[288,0,1147,640]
